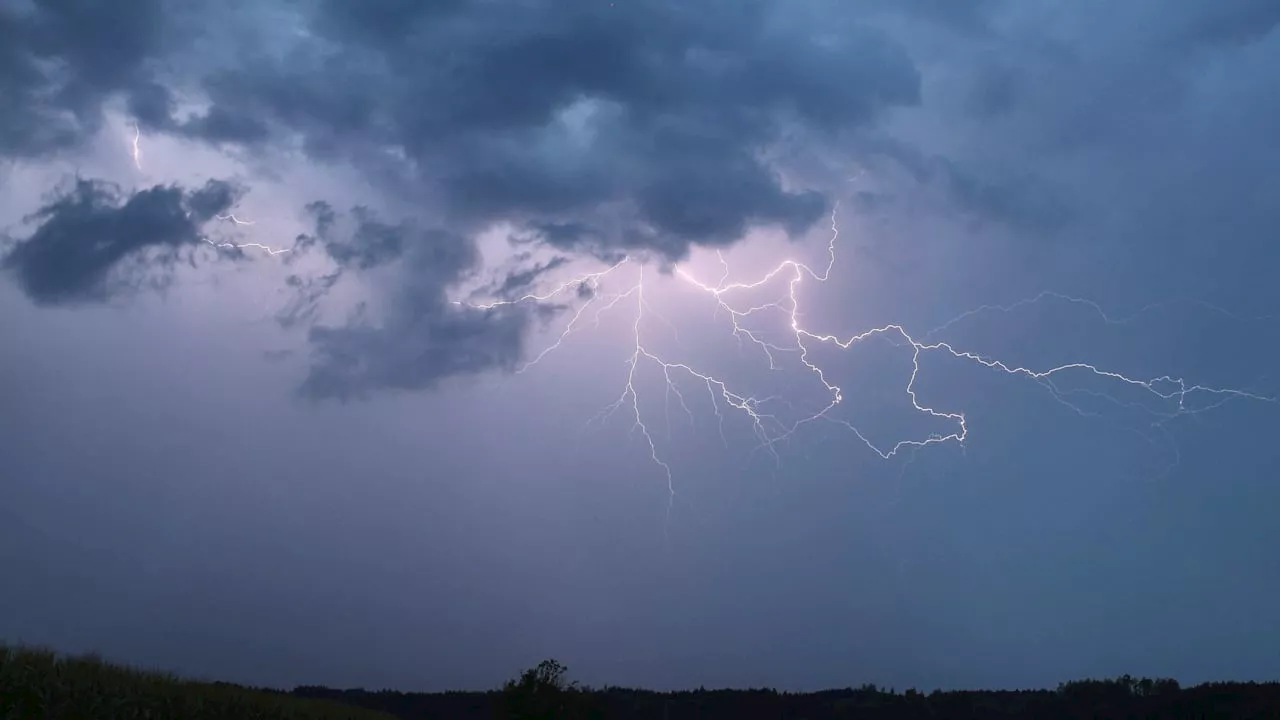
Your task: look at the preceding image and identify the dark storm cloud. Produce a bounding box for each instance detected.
[0,0,178,157]
[524,222,597,252]
[843,0,1280,248]
[1,178,237,306]
[176,0,921,256]
[494,256,571,300]
[302,305,529,401]
[308,203,411,272]
[939,0,1280,132]
[281,204,533,400]
[120,0,930,399]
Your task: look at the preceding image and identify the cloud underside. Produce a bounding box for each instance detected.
[0,0,926,397]
[2,179,237,305]
[2,0,1277,397]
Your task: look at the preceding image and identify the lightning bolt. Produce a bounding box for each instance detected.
[202,238,292,256]
[459,203,1276,527]
[130,123,142,172]
[199,210,293,254]
[125,125,284,256]
[215,213,257,226]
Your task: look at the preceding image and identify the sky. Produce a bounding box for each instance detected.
[2,0,1280,694]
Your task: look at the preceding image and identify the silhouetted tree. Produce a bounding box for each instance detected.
[500,659,582,720]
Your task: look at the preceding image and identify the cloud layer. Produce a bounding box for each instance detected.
[0,0,178,158]
[288,202,532,399]
[2,179,236,305]
[174,0,922,254]
[5,0,1278,397]
[1,0,933,397]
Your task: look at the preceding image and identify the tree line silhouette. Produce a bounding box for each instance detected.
[289,659,1280,719]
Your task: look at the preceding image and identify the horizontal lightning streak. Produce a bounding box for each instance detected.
[202,213,291,256]
[202,238,291,256]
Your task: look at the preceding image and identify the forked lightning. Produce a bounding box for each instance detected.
[462,203,1276,516]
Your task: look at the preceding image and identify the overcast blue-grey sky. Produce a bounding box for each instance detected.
[3,0,1280,694]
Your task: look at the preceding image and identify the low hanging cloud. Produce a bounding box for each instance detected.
[282,202,533,400]
[301,304,531,401]
[1,178,237,306]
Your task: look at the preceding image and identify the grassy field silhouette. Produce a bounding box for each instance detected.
[0,643,394,719]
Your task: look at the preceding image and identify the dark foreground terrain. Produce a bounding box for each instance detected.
[297,660,1280,719]
[5,648,1280,719]
[0,643,393,720]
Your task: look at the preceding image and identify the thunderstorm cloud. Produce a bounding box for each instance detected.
[288,202,532,399]
[1,178,237,306]
[0,0,930,397]
[3,0,1279,397]
[0,0,180,157]
[175,0,918,252]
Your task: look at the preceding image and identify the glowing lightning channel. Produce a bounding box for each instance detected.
[202,238,292,256]
[130,123,143,172]
[202,213,290,256]
[461,202,1276,519]
[216,214,257,226]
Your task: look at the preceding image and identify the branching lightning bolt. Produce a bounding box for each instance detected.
[460,203,1276,523]
[202,213,291,256]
